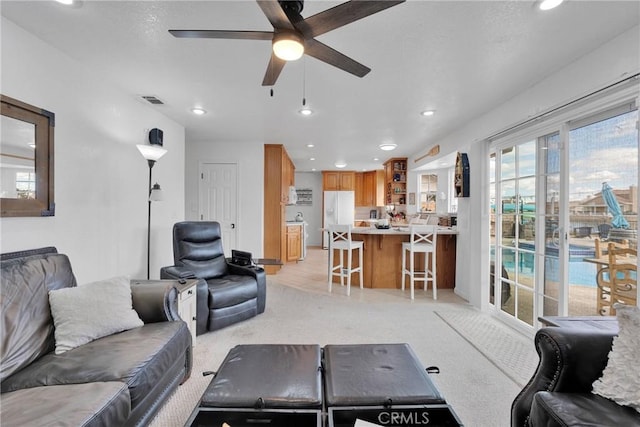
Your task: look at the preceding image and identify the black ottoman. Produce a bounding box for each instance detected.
[324,343,462,427]
[187,344,323,427]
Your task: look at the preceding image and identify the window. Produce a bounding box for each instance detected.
[15,171,36,199]
[419,174,438,212]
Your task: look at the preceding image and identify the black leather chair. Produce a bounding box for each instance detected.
[160,221,266,334]
[511,327,640,426]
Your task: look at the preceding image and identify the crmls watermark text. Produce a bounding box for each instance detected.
[377,411,430,425]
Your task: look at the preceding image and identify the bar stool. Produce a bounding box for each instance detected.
[328,224,363,296]
[401,225,438,300]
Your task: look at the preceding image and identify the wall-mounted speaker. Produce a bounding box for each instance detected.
[149,128,163,146]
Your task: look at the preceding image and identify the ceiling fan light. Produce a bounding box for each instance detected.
[273,33,304,61]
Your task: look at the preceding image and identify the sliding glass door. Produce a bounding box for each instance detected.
[566,107,638,315]
[490,141,537,325]
[489,102,638,328]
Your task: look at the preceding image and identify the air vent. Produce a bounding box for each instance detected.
[140,95,164,105]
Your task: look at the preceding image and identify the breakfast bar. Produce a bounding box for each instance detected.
[330,226,457,290]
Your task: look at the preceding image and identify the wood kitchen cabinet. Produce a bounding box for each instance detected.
[355,173,365,205]
[384,157,407,206]
[286,225,302,262]
[264,144,295,274]
[281,150,295,204]
[323,171,355,191]
[355,171,384,207]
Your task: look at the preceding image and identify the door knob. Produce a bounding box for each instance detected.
[231,223,235,229]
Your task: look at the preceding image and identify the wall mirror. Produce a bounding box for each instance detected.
[1,95,55,216]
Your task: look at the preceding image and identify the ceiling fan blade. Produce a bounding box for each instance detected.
[297,0,405,38]
[169,30,274,40]
[262,53,287,86]
[304,39,370,78]
[256,0,296,30]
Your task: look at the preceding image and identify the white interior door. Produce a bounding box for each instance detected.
[199,162,238,255]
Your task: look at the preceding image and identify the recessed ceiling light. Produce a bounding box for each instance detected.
[311,168,317,171]
[56,0,74,4]
[373,157,379,161]
[421,110,435,117]
[379,143,397,151]
[191,107,207,115]
[539,0,563,10]
[335,162,347,168]
[310,157,315,161]
[299,108,313,116]
[306,143,314,148]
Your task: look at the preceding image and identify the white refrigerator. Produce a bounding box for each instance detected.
[322,191,355,249]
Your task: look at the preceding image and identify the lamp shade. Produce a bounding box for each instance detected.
[137,144,168,162]
[273,32,304,61]
[149,183,164,201]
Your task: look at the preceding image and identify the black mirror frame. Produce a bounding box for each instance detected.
[1,95,55,217]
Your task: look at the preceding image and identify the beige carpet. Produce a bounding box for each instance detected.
[148,276,536,427]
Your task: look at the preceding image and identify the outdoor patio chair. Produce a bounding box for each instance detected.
[606,242,637,315]
[574,226,592,238]
[598,223,612,240]
[594,238,632,316]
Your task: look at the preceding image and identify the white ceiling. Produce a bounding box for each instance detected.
[2,0,639,172]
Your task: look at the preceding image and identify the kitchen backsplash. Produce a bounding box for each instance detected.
[355,206,383,220]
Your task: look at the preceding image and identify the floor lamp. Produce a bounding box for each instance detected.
[137,130,167,279]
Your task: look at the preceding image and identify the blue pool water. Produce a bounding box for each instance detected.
[545,257,598,287]
[500,244,598,287]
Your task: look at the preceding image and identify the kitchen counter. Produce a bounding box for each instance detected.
[328,226,457,290]
[351,226,458,235]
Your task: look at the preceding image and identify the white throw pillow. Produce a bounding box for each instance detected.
[592,304,640,412]
[48,276,143,354]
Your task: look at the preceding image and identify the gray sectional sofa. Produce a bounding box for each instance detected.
[0,247,192,427]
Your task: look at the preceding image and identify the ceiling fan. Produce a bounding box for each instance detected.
[169,0,405,86]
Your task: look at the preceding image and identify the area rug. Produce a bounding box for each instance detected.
[435,310,539,387]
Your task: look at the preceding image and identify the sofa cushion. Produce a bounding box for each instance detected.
[592,304,640,412]
[207,275,258,309]
[48,276,143,354]
[1,321,190,411]
[0,253,76,382]
[0,382,130,427]
[530,391,640,426]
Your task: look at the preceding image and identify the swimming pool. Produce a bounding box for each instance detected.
[499,243,598,287]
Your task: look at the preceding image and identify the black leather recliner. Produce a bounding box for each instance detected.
[511,327,640,426]
[160,221,266,334]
